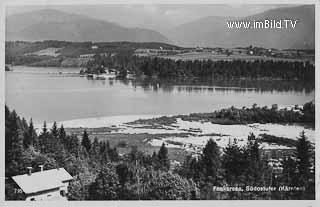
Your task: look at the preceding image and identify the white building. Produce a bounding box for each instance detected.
[12,167,73,201]
[91,45,98,49]
[79,53,96,58]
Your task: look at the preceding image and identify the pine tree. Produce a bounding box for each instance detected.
[5,109,24,176]
[29,119,37,147]
[51,121,59,138]
[99,141,106,154]
[38,121,47,150]
[20,118,28,132]
[245,133,266,185]
[100,142,109,163]
[222,139,247,184]
[81,130,91,152]
[23,118,37,148]
[41,121,48,135]
[157,143,170,171]
[296,131,312,184]
[58,124,67,142]
[90,137,100,160]
[201,139,221,183]
[106,140,110,151]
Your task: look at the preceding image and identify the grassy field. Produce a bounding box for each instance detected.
[25,47,62,57]
[65,127,191,163]
[162,52,313,63]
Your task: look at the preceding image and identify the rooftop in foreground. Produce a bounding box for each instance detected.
[12,168,73,195]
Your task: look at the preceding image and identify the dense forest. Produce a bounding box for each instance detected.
[5,106,315,200]
[181,101,315,126]
[91,53,315,81]
[129,101,315,128]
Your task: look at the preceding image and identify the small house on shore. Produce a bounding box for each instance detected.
[11,167,73,201]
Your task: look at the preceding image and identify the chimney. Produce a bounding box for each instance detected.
[39,165,44,172]
[27,167,33,176]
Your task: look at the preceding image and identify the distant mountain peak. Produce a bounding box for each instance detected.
[6,9,171,43]
[167,5,314,49]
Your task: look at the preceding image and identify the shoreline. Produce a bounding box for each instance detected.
[35,113,315,143]
[34,103,306,128]
[34,114,170,130]
[9,65,316,84]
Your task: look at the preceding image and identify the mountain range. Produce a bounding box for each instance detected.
[6,9,171,44]
[167,5,315,49]
[6,5,315,49]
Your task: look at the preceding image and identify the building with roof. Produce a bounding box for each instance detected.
[91,45,98,49]
[79,53,96,58]
[11,167,73,201]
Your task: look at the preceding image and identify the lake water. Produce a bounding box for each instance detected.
[5,66,315,125]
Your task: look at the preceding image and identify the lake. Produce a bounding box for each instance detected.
[5,66,315,125]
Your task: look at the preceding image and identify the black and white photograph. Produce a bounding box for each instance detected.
[2,0,317,203]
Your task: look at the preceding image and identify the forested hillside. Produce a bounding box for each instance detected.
[5,106,315,200]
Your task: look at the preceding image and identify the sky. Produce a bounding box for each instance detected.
[6,4,295,32]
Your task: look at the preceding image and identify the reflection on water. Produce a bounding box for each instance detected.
[5,66,315,124]
[82,77,313,95]
[127,78,314,94]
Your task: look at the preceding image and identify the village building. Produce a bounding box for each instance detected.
[91,45,98,49]
[79,53,96,58]
[11,167,73,201]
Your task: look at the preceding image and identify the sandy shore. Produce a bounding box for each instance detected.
[146,118,314,151]
[35,114,166,130]
[35,114,314,152]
